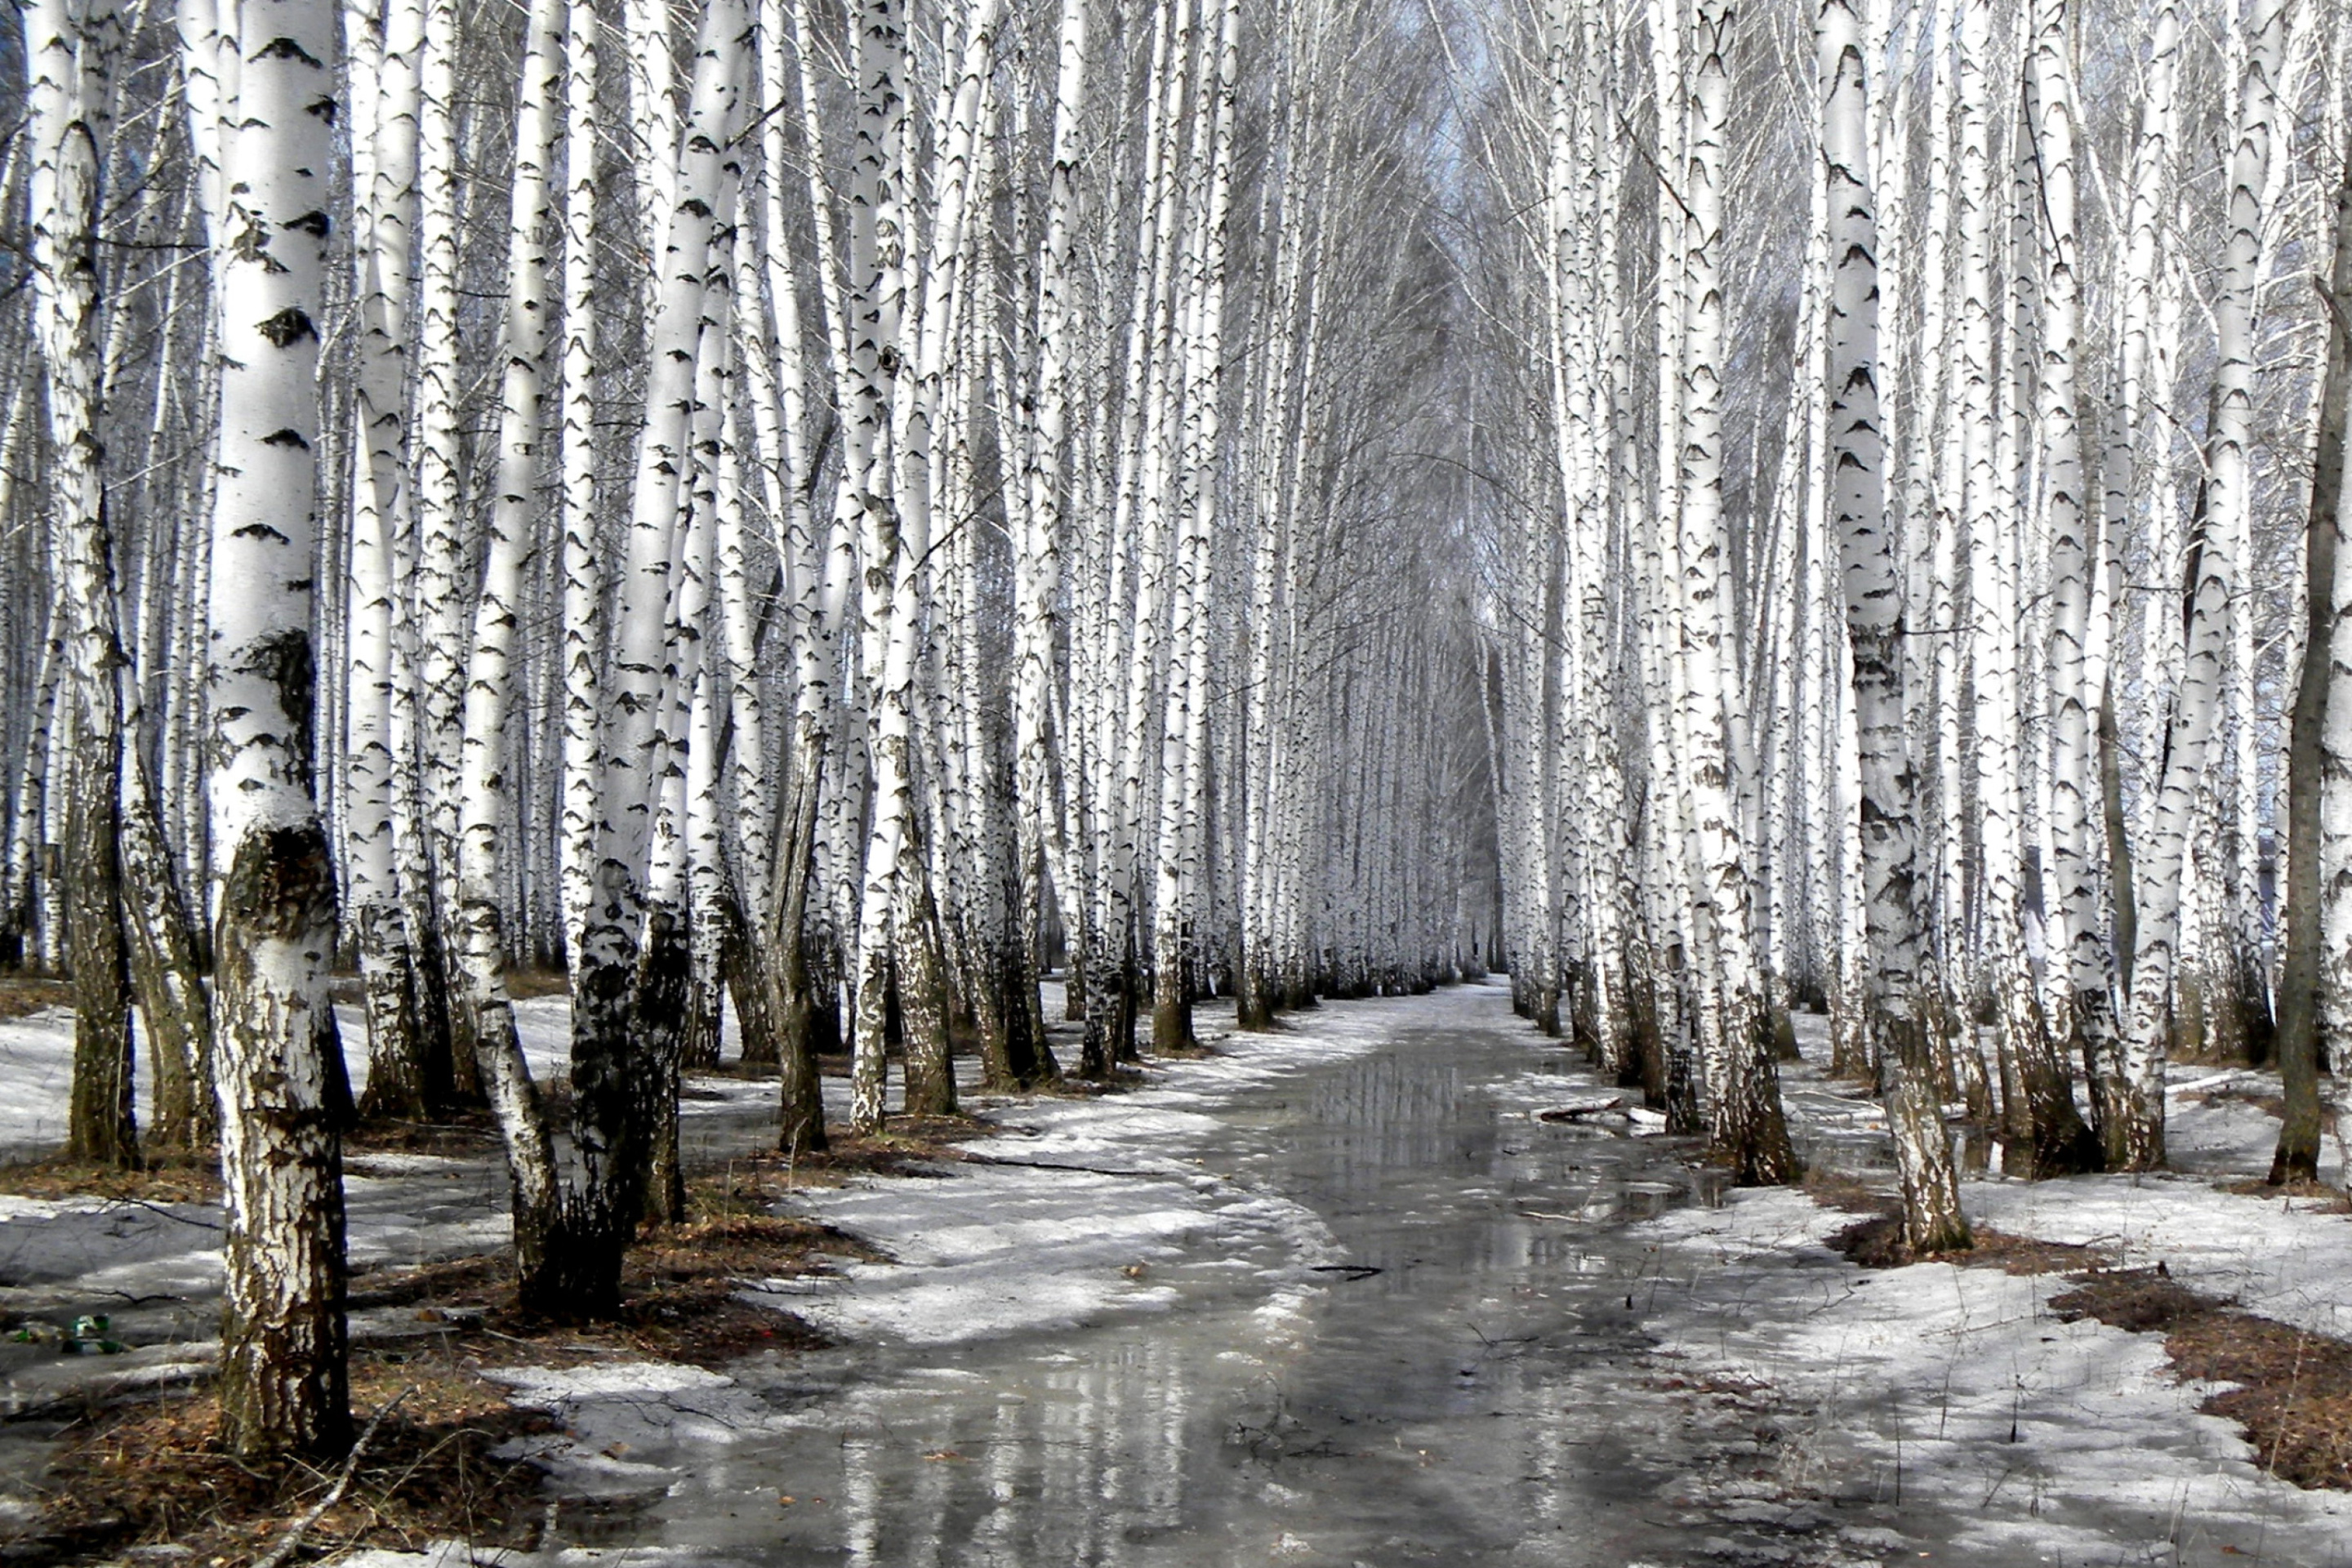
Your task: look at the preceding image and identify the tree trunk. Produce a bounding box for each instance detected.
[1819,0,1965,1246]
[2277,121,2352,1186]
[202,0,352,1455]
[2110,0,2283,1171]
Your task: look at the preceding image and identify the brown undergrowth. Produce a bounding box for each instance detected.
[25,1356,554,1566]
[343,1209,866,1368]
[0,977,69,1022]
[18,1142,898,1565]
[345,1109,506,1160]
[0,1155,221,1204]
[2049,1269,2352,1491]
[2218,1176,2352,1215]
[0,1112,506,1201]
[1801,1183,2352,1492]
[1823,1206,2118,1275]
[707,1115,993,1195]
[1797,1168,1892,1218]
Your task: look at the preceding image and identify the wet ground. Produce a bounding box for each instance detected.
[591,985,1921,1566]
[15,983,2344,1566]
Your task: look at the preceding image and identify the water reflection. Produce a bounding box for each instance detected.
[600,1006,1798,1565]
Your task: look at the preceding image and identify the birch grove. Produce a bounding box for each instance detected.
[1463,0,2352,1249]
[2,0,2351,1460]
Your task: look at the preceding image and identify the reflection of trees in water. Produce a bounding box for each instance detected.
[1303,1048,1473,1193]
[681,1009,1736,1564]
[823,1335,1207,1564]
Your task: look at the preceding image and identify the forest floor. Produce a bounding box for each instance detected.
[0,983,2349,1564]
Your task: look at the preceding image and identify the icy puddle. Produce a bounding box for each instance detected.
[506,984,1934,1566]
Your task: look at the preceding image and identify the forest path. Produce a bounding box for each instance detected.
[513,980,1933,1568]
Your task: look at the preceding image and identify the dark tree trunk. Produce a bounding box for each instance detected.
[769,770,829,1156]
[1078,930,1121,1079]
[2274,131,2352,1184]
[724,874,783,1070]
[119,746,213,1147]
[403,896,468,1111]
[636,902,693,1224]
[1236,959,1276,1031]
[65,729,136,1169]
[355,898,440,1122]
[212,823,350,1459]
[1151,921,1196,1055]
[898,844,959,1118]
[681,898,725,1073]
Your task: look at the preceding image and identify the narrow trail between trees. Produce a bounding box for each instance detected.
[426,980,1836,1566]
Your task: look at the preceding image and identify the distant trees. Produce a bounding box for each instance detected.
[1464,0,2352,1230]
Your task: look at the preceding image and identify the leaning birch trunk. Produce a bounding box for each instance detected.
[2310,136,2352,1194]
[26,0,138,1169]
[873,0,1000,1117]
[557,0,601,967]
[556,0,743,1312]
[747,0,836,1120]
[1152,0,1241,1057]
[348,0,441,1120]
[2276,122,2352,1186]
[844,0,911,1132]
[1819,0,1966,1250]
[456,0,568,1281]
[203,0,351,1457]
[1961,0,2096,1174]
[408,0,474,1103]
[2111,0,2282,1171]
[1012,0,1089,1067]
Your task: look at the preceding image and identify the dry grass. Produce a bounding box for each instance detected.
[342,1205,871,1370]
[692,1115,989,1200]
[503,969,573,1000]
[24,1356,554,1567]
[345,1111,506,1161]
[2218,1176,2352,1215]
[1147,1039,1224,1062]
[1801,1178,2117,1274]
[0,975,69,1021]
[18,1139,897,1565]
[1645,1365,1778,1406]
[1823,1209,2116,1274]
[1799,1167,1896,1218]
[2049,1269,2352,1491]
[8,1064,1034,1562]
[0,1116,506,1201]
[0,1153,223,1204]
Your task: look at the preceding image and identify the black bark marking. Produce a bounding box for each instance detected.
[252,36,326,67]
[239,630,317,786]
[257,307,318,347]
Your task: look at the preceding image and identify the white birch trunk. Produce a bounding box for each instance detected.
[203,0,350,1455]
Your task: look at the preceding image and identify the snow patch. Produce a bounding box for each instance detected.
[483,1360,782,1493]
[1637,1187,2352,1561]
[765,996,1419,1348]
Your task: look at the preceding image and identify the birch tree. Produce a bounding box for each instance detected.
[1816,0,1966,1250]
[26,0,137,1169]
[201,0,351,1455]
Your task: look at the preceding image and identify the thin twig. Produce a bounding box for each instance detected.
[247,1387,412,1568]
